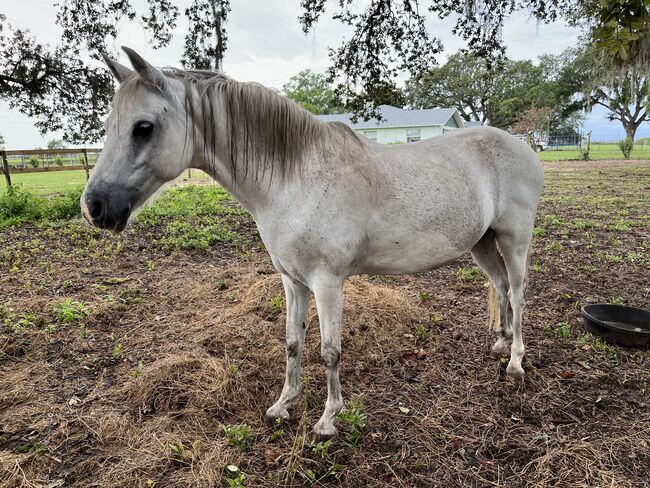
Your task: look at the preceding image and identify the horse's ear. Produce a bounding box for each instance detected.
[121,46,170,93]
[101,53,133,83]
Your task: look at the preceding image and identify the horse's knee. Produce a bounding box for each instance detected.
[321,346,340,369]
[286,339,301,358]
[508,290,525,311]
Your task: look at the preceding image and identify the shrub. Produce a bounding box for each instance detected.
[619,137,634,159]
[49,185,83,219]
[28,156,40,168]
[0,184,45,227]
[0,184,83,228]
[579,149,590,160]
[53,155,64,166]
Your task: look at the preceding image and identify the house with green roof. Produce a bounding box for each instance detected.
[316,105,467,144]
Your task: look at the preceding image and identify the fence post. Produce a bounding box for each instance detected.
[2,151,11,188]
[587,131,592,153]
[82,148,90,181]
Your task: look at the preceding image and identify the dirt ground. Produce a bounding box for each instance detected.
[1,160,649,487]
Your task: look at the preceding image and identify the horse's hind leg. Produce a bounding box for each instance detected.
[470,229,512,357]
[311,274,345,441]
[265,275,310,422]
[494,223,534,379]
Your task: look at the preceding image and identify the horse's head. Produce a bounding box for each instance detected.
[81,47,190,232]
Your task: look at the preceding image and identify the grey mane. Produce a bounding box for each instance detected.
[161,68,359,182]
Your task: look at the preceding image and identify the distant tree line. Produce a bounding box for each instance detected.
[283,45,649,142]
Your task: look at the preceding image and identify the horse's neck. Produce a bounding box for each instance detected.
[189,93,272,215]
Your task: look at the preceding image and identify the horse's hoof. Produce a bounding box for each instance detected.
[506,363,525,379]
[490,339,510,358]
[264,406,290,425]
[312,428,338,443]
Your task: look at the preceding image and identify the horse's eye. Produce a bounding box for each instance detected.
[133,121,154,138]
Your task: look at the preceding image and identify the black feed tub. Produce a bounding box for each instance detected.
[581,304,650,348]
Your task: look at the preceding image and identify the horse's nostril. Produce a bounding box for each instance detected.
[90,200,103,219]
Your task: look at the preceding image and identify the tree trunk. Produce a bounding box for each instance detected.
[623,122,637,141]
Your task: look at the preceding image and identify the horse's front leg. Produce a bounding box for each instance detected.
[312,275,344,440]
[265,275,310,422]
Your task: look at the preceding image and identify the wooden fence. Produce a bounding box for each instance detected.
[1,148,102,187]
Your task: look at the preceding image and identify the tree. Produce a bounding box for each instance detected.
[513,107,553,145]
[47,138,65,150]
[1,1,231,143]
[0,133,5,150]
[405,51,584,131]
[576,46,649,140]
[282,70,345,114]
[299,0,650,116]
[3,0,649,137]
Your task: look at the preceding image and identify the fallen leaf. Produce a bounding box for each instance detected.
[398,406,410,414]
[560,370,576,379]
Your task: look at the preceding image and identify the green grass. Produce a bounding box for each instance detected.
[538,143,650,161]
[0,169,212,195]
[0,170,89,194]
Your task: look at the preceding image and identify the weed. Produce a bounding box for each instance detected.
[118,288,144,305]
[618,137,634,159]
[545,241,563,253]
[418,291,434,302]
[169,440,202,463]
[270,417,284,441]
[20,442,43,454]
[531,262,544,272]
[54,299,89,324]
[112,344,123,358]
[580,264,597,273]
[414,323,432,341]
[267,294,284,313]
[532,226,545,238]
[338,402,366,448]
[130,362,144,378]
[577,333,618,361]
[554,322,571,339]
[228,364,239,375]
[456,266,483,282]
[4,311,38,333]
[603,253,623,263]
[610,296,625,305]
[312,439,333,458]
[146,481,156,488]
[220,423,253,452]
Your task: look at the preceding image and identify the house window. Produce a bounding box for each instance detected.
[406,128,421,143]
[363,130,377,142]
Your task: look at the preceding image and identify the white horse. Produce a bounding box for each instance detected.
[82,47,544,440]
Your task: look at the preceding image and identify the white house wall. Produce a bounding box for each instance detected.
[355,125,444,144]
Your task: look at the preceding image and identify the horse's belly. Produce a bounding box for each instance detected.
[354,234,468,275]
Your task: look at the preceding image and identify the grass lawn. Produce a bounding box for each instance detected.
[1,170,89,194]
[538,143,650,161]
[1,169,212,194]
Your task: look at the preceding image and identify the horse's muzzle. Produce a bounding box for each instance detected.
[81,189,132,233]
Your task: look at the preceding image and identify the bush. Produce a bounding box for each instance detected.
[0,184,46,227]
[579,149,590,160]
[53,155,64,166]
[28,156,40,168]
[619,138,634,159]
[0,184,83,228]
[49,185,84,219]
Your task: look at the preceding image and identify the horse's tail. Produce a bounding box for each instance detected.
[486,245,533,331]
[487,282,500,331]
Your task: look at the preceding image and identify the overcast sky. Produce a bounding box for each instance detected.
[1,0,646,148]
